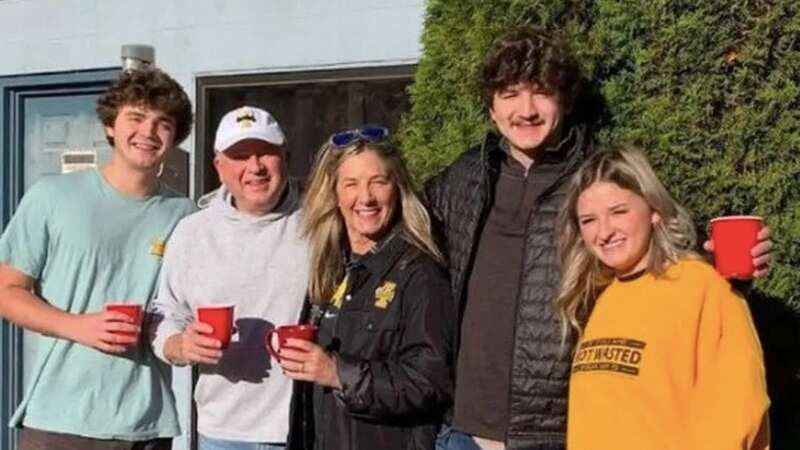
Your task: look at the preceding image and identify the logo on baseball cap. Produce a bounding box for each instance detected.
[214,106,286,152]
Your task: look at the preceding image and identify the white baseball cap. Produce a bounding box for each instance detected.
[213,106,286,152]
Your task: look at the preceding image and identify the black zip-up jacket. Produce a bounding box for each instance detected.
[423,126,589,450]
[289,234,455,450]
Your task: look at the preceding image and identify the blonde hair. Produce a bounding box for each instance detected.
[302,138,444,304]
[556,146,699,345]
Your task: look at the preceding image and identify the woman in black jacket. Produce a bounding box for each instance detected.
[278,126,455,450]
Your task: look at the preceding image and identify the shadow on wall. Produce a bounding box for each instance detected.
[748,292,800,450]
[572,80,611,137]
[161,147,190,196]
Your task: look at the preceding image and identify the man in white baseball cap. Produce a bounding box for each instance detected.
[214,106,286,150]
[212,106,289,214]
[151,106,309,449]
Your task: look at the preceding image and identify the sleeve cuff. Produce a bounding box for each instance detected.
[151,320,185,364]
[332,353,371,411]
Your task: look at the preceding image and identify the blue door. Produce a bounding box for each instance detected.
[22,94,112,190]
[20,93,112,391]
[0,69,117,450]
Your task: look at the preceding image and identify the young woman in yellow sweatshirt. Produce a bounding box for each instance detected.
[556,146,770,450]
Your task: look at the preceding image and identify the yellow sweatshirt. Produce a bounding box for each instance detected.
[567,259,769,450]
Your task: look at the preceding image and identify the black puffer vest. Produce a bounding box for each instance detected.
[424,125,590,450]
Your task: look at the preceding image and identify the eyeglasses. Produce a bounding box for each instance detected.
[329,126,389,148]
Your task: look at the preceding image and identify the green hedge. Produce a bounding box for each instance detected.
[399,1,800,446]
[400,0,800,309]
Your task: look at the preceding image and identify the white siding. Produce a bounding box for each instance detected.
[0,0,425,146]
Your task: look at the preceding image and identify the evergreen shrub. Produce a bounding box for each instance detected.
[400,0,800,309]
[399,2,800,446]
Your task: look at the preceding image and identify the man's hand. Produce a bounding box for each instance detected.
[65,310,140,354]
[165,321,223,366]
[704,226,773,278]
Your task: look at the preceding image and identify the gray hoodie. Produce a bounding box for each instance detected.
[152,182,309,443]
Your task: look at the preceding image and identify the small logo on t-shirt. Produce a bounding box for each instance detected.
[573,337,646,376]
[149,239,166,258]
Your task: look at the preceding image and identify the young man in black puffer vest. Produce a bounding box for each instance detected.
[425,26,588,450]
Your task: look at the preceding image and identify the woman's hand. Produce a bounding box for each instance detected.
[704,225,773,278]
[277,339,342,389]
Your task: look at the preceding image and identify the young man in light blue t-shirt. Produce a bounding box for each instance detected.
[0,68,195,450]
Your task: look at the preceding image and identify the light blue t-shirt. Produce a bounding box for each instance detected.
[0,168,195,440]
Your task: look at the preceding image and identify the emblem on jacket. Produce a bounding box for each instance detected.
[149,239,166,258]
[374,281,396,309]
[330,275,349,309]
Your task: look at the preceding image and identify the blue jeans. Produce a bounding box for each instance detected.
[198,434,285,450]
[436,424,482,450]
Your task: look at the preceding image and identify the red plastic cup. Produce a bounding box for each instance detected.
[710,215,764,279]
[105,303,142,342]
[265,324,318,360]
[197,304,235,349]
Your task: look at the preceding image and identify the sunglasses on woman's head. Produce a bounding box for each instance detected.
[329,126,389,149]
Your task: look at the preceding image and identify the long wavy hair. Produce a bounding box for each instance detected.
[302,137,444,304]
[556,146,699,346]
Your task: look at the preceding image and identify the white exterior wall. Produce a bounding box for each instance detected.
[0,1,425,448]
[0,0,425,157]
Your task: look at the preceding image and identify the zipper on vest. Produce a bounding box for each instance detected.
[503,220,530,444]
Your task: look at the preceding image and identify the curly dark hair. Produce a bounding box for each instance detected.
[96,68,193,147]
[482,26,582,112]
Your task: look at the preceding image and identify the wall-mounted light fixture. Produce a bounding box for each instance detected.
[120,44,155,71]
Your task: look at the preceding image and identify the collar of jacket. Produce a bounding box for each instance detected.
[482,121,589,173]
[345,228,408,281]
